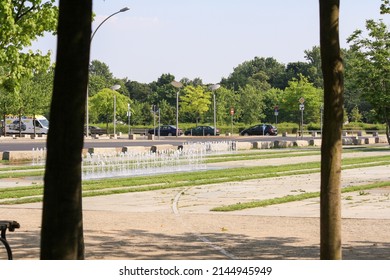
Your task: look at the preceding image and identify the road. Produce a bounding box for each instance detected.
[0,135,311,152]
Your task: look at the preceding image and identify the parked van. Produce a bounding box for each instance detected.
[4,115,49,134]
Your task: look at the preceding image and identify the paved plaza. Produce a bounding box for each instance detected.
[1,149,390,259]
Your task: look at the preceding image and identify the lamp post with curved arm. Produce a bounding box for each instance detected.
[86,7,130,136]
[171,81,183,137]
[90,7,130,42]
[110,84,121,136]
[210,84,220,136]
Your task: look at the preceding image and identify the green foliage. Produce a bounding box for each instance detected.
[126,80,153,103]
[347,15,390,142]
[221,56,286,90]
[0,0,57,121]
[262,88,283,123]
[279,75,323,123]
[275,122,299,134]
[89,88,130,126]
[237,85,266,124]
[212,86,238,125]
[149,73,176,106]
[347,20,390,109]
[180,85,211,124]
[303,46,323,88]
[158,99,175,124]
[0,0,58,90]
[381,0,390,14]
[350,106,362,122]
[343,122,386,131]
[0,1,388,130]
[88,60,114,97]
[123,101,152,126]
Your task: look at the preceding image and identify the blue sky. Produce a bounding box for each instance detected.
[32,0,388,84]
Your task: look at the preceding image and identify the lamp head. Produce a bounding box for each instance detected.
[210,84,221,91]
[171,81,183,88]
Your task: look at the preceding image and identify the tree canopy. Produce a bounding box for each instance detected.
[0,0,57,90]
[2,0,389,138]
[347,9,390,142]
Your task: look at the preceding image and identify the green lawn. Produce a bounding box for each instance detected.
[1,147,389,206]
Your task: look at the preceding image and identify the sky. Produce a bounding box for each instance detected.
[31,0,388,84]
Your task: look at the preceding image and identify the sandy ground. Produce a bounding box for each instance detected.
[1,149,390,260]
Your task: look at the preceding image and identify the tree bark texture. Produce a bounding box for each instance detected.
[319,0,344,260]
[40,0,92,259]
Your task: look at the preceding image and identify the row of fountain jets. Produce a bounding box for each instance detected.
[32,141,237,180]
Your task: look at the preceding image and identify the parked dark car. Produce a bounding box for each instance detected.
[84,125,107,135]
[184,126,220,136]
[240,124,278,136]
[148,125,183,136]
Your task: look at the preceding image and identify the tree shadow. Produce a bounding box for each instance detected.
[5,228,390,260]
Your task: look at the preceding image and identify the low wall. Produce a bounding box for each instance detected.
[376,136,388,144]
[150,144,175,153]
[2,137,388,163]
[293,140,309,147]
[235,142,252,150]
[309,139,322,146]
[122,146,148,153]
[88,147,122,155]
[274,140,294,148]
[364,137,376,144]
[252,141,274,149]
[2,151,42,162]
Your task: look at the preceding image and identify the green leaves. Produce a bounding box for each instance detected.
[180,85,211,123]
[347,19,390,115]
[381,0,390,14]
[0,0,57,92]
[89,88,130,124]
[281,75,323,123]
[347,11,390,142]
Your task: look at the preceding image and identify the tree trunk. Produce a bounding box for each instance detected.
[40,0,92,260]
[319,0,344,260]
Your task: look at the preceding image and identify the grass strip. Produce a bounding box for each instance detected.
[205,151,320,163]
[1,154,390,204]
[211,181,390,212]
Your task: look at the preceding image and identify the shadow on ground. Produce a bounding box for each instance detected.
[4,229,390,260]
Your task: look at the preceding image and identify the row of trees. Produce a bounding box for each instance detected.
[81,26,390,132]
[88,52,325,127]
[1,1,388,132]
[1,7,388,135]
[15,40,384,132]
[5,46,387,134]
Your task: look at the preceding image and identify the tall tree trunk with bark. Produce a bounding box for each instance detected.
[40,0,92,259]
[319,0,344,260]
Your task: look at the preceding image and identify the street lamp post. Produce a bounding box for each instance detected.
[210,84,220,136]
[111,84,121,136]
[171,81,183,137]
[86,7,130,137]
[127,103,131,135]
